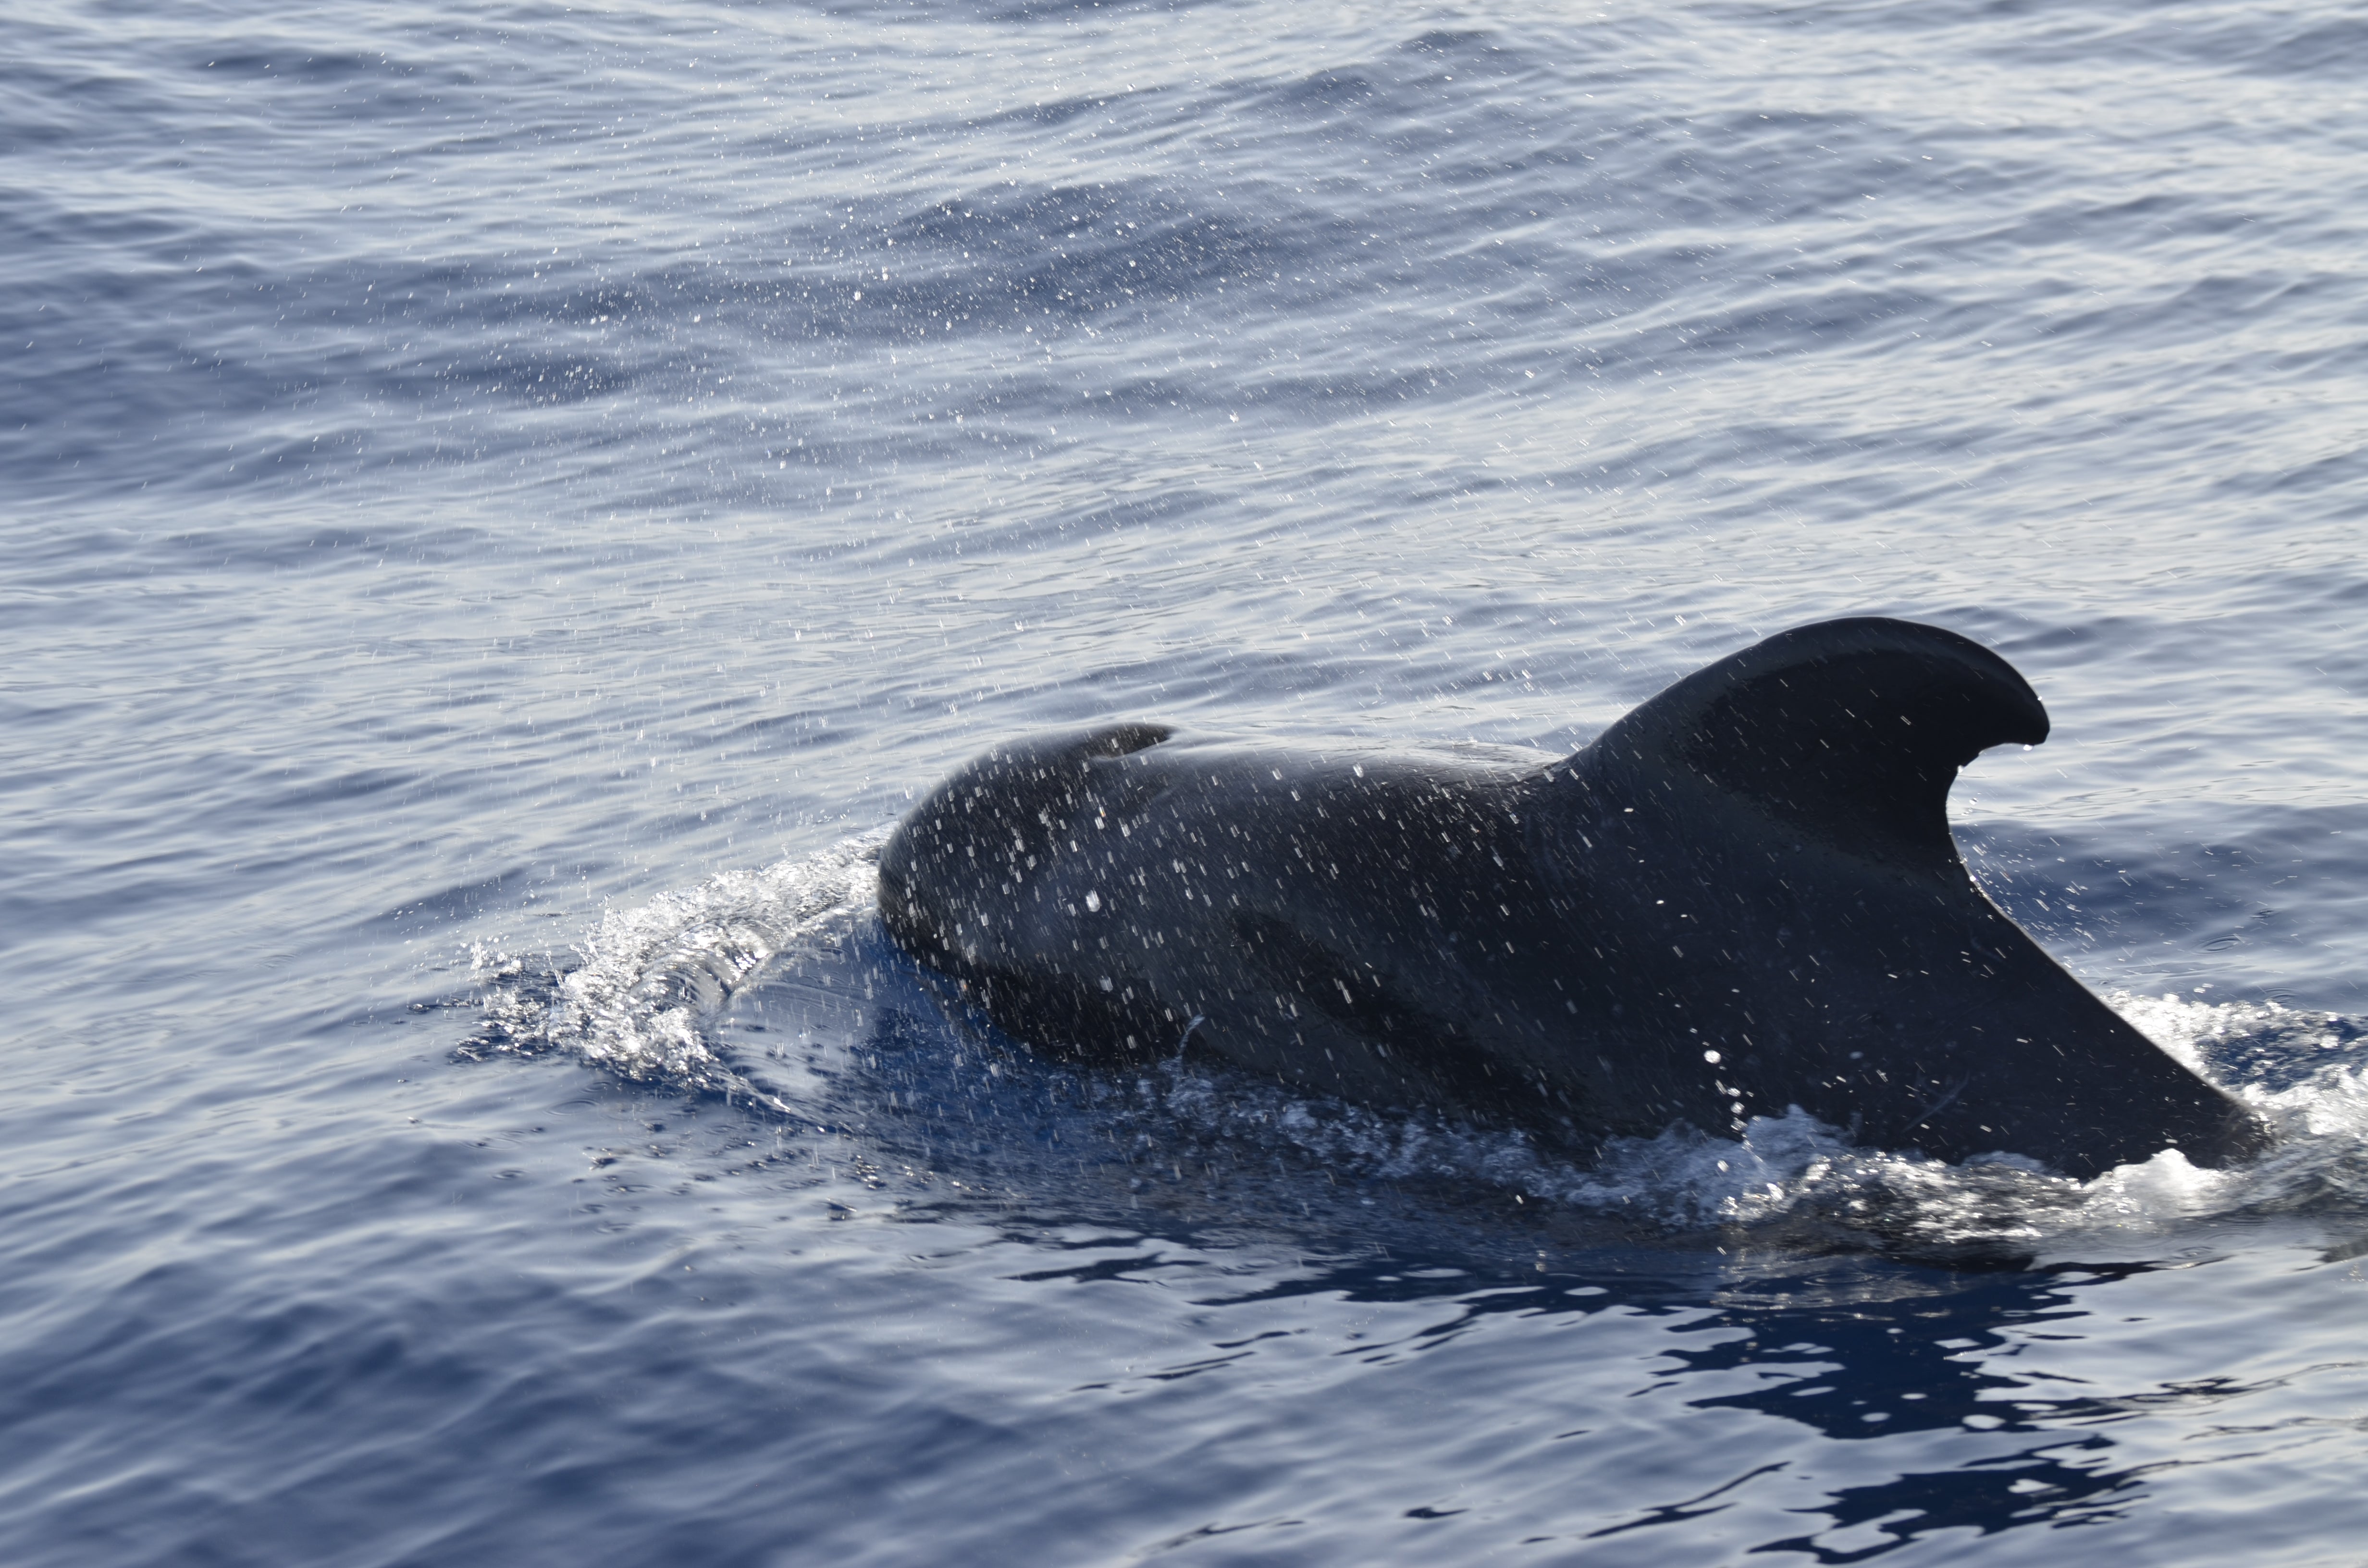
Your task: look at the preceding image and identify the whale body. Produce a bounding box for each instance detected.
[877,617,2266,1177]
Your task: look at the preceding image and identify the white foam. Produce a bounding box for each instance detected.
[2112,987,2368,1146]
[470,828,887,1080]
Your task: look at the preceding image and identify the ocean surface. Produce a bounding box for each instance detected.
[6,0,2368,1561]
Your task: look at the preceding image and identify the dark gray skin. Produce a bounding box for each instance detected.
[879,617,2267,1177]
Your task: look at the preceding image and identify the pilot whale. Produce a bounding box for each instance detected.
[878,617,2266,1177]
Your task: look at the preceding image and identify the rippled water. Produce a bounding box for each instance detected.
[7,0,2368,1561]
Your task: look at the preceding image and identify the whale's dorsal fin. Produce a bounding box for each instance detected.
[1579,617,2048,865]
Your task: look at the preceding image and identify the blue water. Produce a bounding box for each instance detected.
[7,0,2368,1560]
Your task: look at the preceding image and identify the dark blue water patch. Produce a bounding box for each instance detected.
[1678,1274,2068,1440]
[1752,1436,2136,1558]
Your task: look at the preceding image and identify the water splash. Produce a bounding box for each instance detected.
[2112,989,2367,1090]
[467,828,888,1082]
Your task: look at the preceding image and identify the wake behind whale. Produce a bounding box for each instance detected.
[877,618,2268,1178]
